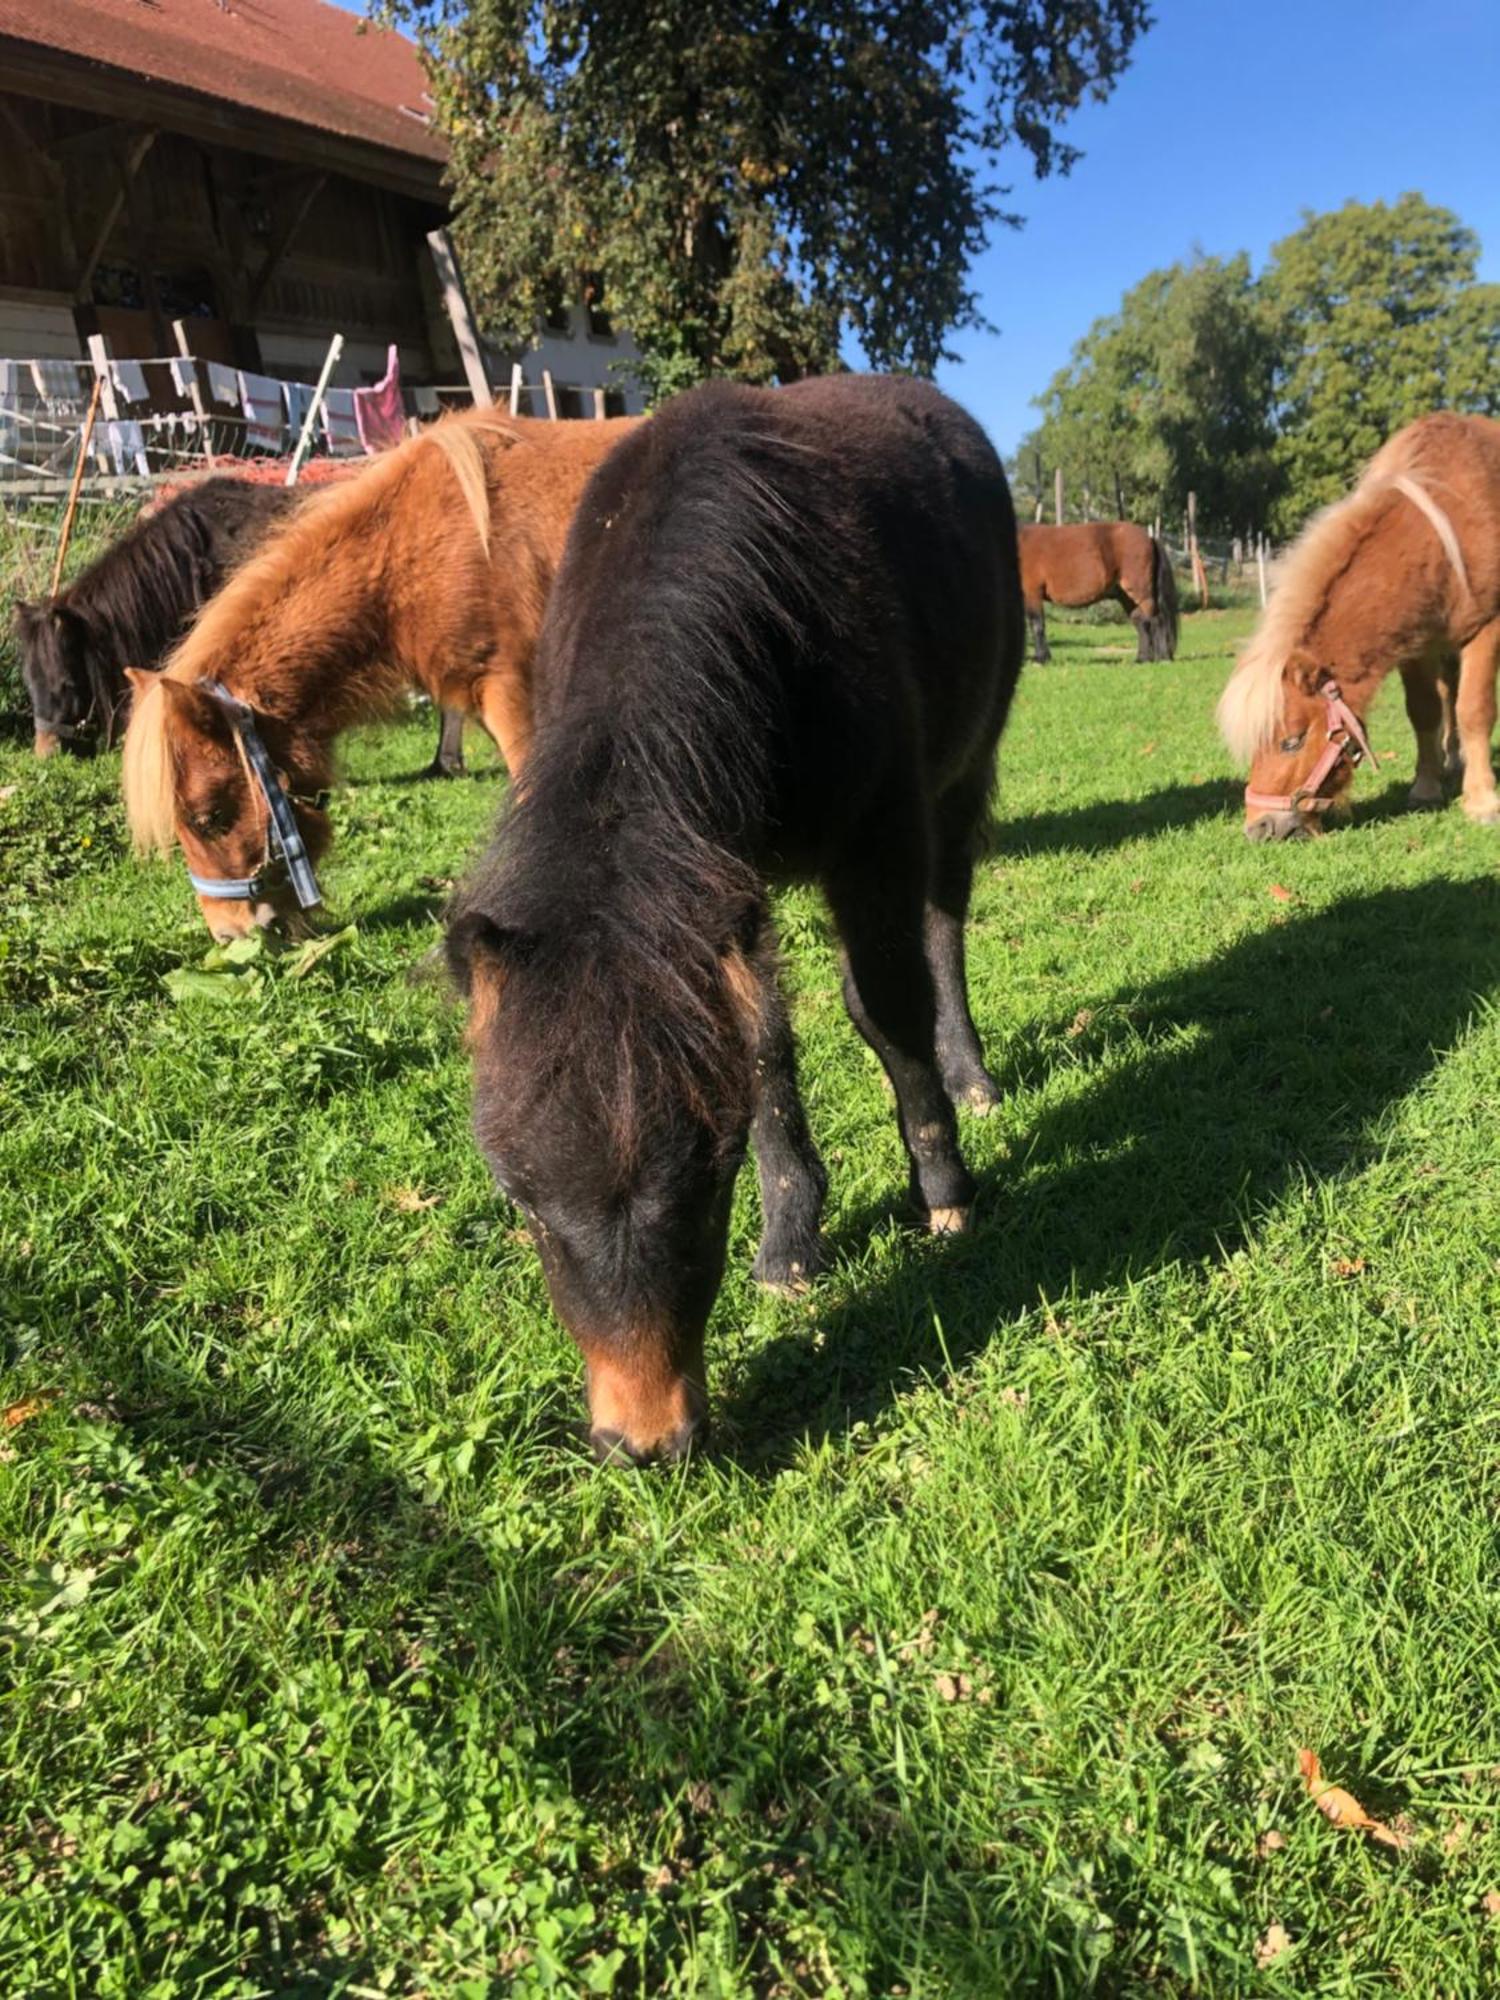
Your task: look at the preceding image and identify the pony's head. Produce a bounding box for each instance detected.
[447,873,766,1464]
[1220,644,1365,840]
[122,668,331,939]
[14,599,106,755]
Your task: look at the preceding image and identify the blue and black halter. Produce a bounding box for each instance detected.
[185,680,324,911]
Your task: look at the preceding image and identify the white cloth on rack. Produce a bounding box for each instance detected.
[103,418,148,475]
[238,371,285,451]
[30,358,82,403]
[169,355,198,399]
[111,360,150,404]
[321,386,361,456]
[282,379,314,441]
[412,384,440,416]
[206,361,240,406]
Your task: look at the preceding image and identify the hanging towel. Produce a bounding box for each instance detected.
[238,371,285,452]
[169,355,198,399]
[206,361,240,406]
[282,379,315,443]
[103,418,148,475]
[111,359,150,404]
[412,384,440,417]
[30,358,81,404]
[353,343,404,453]
[321,386,362,456]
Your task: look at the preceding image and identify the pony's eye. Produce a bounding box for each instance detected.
[1279,731,1307,754]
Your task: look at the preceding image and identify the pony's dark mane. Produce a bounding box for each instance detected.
[454,401,836,1160]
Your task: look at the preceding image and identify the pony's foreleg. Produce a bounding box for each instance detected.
[1028,605,1051,664]
[1437,658,1462,780]
[828,832,975,1236]
[425,707,467,779]
[1401,663,1447,807]
[747,964,829,1296]
[924,785,1000,1114]
[1455,618,1500,823]
[475,668,533,776]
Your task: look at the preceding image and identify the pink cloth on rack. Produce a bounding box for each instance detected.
[353,344,404,453]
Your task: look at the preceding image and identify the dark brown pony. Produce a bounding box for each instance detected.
[1219,412,1500,839]
[122,410,638,937]
[1019,521,1178,662]
[447,375,1024,1465]
[15,479,298,756]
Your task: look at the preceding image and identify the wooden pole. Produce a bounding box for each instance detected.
[1114,470,1125,520]
[48,373,104,597]
[425,227,494,408]
[1257,534,1268,608]
[592,386,607,421]
[508,361,523,417]
[1187,490,1209,608]
[170,318,212,464]
[1054,467,1063,525]
[541,368,558,421]
[285,332,343,487]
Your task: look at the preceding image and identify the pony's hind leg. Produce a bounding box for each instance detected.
[828,828,976,1235]
[748,964,829,1294]
[925,782,1001,1114]
[1028,604,1051,663]
[1456,618,1500,823]
[1401,663,1447,807]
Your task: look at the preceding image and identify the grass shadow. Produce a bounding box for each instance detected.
[990,777,1241,856]
[722,878,1500,1461]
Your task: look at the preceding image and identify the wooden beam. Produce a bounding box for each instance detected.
[426,228,494,407]
[247,172,327,316]
[74,128,156,302]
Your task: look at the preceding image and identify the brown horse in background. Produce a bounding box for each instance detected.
[1019,521,1179,663]
[122,409,639,936]
[1219,411,1500,840]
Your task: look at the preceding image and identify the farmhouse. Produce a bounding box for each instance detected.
[0,0,643,407]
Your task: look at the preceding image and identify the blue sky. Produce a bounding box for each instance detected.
[936,0,1500,455]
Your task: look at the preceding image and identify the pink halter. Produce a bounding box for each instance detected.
[1245,676,1378,818]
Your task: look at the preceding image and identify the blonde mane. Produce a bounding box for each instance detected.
[121,407,517,853]
[1217,418,1473,764]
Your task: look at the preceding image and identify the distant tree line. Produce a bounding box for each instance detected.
[1013,194,1500,541]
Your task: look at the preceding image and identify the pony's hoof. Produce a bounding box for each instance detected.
[926,1206,972,1237]
[1466,806,1500,826]
[751,1241,827,1295]
[1407,785,1444,810]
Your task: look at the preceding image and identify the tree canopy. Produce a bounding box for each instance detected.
[395,0,1153,394]
[1016,195,1500,539]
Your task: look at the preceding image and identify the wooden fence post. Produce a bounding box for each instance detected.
[1187,490,1209,608]
[87,332,149,478]
[1114,470,1125,520]
[285,332,343,487]
[1257,534,1269,608]
[426,227,494,408]
[1054,467,1063,526]
[508,361,523,416]
[592,387,607,420]
[541,368,558,421]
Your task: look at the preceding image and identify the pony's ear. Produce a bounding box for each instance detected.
[445,908,529,996]
[123,666,156,698]
[153,675,237,749]
[1285,646,1325,697]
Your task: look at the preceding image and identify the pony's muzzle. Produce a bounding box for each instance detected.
[1245,808,1313,842]
[584,1341,707,1468]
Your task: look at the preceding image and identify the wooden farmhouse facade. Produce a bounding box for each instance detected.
[0,0,643,408]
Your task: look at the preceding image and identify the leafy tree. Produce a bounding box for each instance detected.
[1015,253,1279,534]
[1261,194,1500,533]
[396,0,1153,393]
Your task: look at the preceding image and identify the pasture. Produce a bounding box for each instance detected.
[7,592,1500,1996]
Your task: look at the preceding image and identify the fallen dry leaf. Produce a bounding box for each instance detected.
[934,1671,973,1703]
[1255,1922,1293,1970]
[1139,741,1157,756]
[1066,1008,1094,1038]
[384,1185,442,1214]
[1444,1819,1471,1856]
[1268,883,1295,903]
[1481,1891,1500,1918]
[4,1392,57,1430]
[1330,1256,1367,1278]
[1298,1749,1409,1850]
[1256,1828,1287,1859]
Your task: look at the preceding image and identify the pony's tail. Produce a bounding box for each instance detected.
[1151,535,1179,660]
[121,675,178,855]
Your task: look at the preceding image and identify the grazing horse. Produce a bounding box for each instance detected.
[15,479,298,756]
[1019,521,1178,663]
[1219,412,1500,840]
[447,375,1024,1465]
[121,410,638,936]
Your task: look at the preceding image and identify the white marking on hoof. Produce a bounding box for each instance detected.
[927,1206,971,1237]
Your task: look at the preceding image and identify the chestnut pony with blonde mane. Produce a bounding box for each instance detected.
[122,409,638,934]
[1019,521,1178,662]
[1219,412,1500,840]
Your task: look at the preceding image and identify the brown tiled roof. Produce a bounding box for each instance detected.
[0,0,447,166]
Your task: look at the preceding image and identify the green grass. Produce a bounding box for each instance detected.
[6,602,1500,1996]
